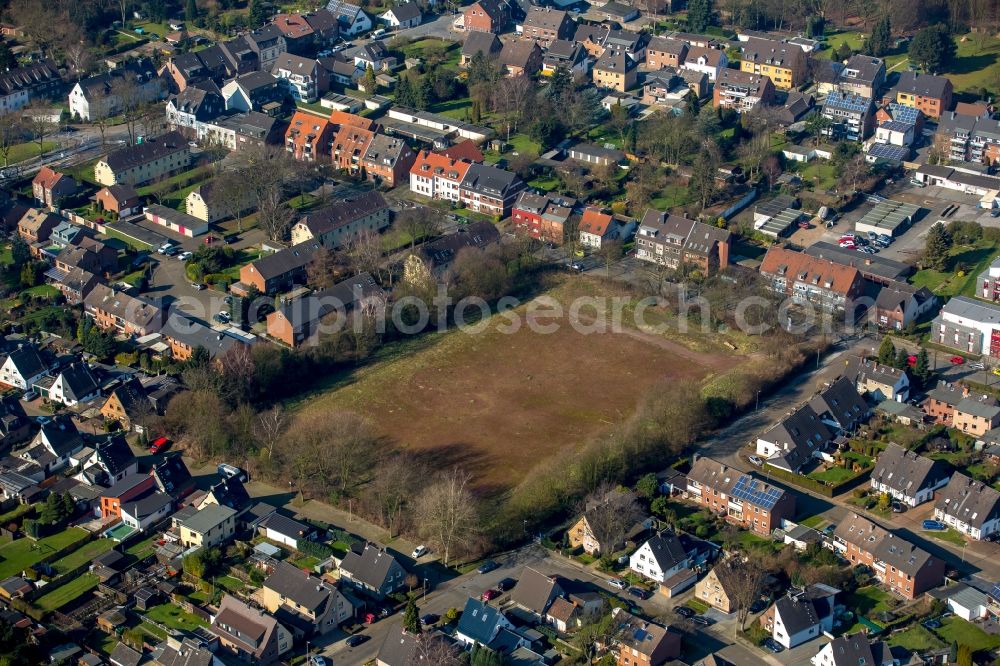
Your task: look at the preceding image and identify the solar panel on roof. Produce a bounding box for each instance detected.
[867,143,908,161]
[732,475,781,509]
[889,104,920,123]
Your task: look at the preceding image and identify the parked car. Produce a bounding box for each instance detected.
[992,366,1000,377]
[950,356,965,365]
[692,616,713,626]
[345,635,368,647]
[628,587,650,600]
[892,502,906,513]
[841,231,856,238]
[191,282,206,290]
[674,606,695,618]
[749,455,763,466]
[608,578,627,590]
[922,519,946,531]
[749,598,768,613]
[763,638,784,653]
[968,362,985,370]
[907,355,917,366]
[497,577,516,591]
[20,390,36,402]
[411,545,428,559]
[149,436,170,454]
[309,656,329,666]
[420,614,439,626]
[217,463,247,481]
[866,231,878,240]
[482,588,500,601]
[177,251,192,261]
[477,559,499,574]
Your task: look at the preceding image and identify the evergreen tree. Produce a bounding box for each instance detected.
[836,42,853,62]
[686,0,713,33]
[909,25,956,74]
[249,0,268,27]
[684,89,700,116]
[61,493,76,521]
[363,64,377,94]
[549,66,571,101]
[866,15,892,57]
[923,222,952,271]
[913,348,931,388]
[185,0,198,23]
[895,348,910,370]
[956,644,972,666]
[189,345,211,368]
[403,600,421,634]
[395,77,414,107]
[40,492,61,525]
[10,236,29,268]
[877,336,896,364]
[0,41,16,71]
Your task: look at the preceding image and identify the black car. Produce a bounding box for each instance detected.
[497,577,516,591]
[692,616,713,626]
[627,587,650,600]
[763,638,784,653]
[749,599,767,613]
[674,606,696,618]
[477,560,500,574]
[420,613,439,626]
[346,635,368,647]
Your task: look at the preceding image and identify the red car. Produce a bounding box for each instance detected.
[950,356,965,365]
[797,221,810,229]
[907,355,917,367]
[481,589,500,601]
[149,436,171,454]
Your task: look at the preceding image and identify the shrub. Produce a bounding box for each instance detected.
[297,540,333,560]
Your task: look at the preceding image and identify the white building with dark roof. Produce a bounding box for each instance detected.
[934,472,1000,540]
[870,443,951,507]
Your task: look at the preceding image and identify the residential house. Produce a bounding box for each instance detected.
[259,513,312,550]
[20,414,83,473]
[874,282,937,330]
[120,492,173,532]
[808,376,870,432]
[220,71,283,113]
[56,236,119,275]
[499,40,543,77]
[381,2,422,29]
[712,67,775,112]
[405,220,501,281]
[77,435,136,486]
[695,562,740,613]
[200,110,281,151]
[511,191,576,244]
[0,61,60,116]
[361,133,416,187]
[0,396,31,450]
[821,91,875,141]
[755,404,833,473]
[69,60,163,120]
[923,382,964,425]
[875,120,916,147]
[894,72,953,120]
[260,560,352,636]
[151,455,195,498]
[760,584,838,649]
[511,567,565,618]
[330,124,376,174]
[646,37,689,71]
[845,357,910,402]
[682,47,727,82]
[290,191,391,248]
[832,513,944,599]
[84,284,165,336]
[954,394,1000,437]
[245,25,289,70]
[326,0,373,36]
[0,345,48,390]
[95,184,143,217]
[604,29,648,62]
[811,633,893,666]
[166,85,226,134]
[775,91,815,125]
[609,607,681,664]
[459,163,526,216]
[285,111,334,162]
[934,472,1000,541]
[936,585,990,623]
[461,32,502,67]
[272,54,326,103]
[94,131,191,187]
[409,151,473,202]
[519,8,573,46]
[685,456,796,536]
[100,473,156,519]
[54,268,98,305]
[339,543,407,599]
[266,272,384,347]
[177,504,237,548]
[593,51,638,92]
[567,142,624,166]
[455,597,514,647]
[211,594,292,665]
[635,210,732,276]
[574,24,610,58]
[355,41,393,74]
[160,313,247,361]
[938,113,1000,165]
[629,533,692,585]
[759,246,864,313]
[931,295,1000,358]
[568,492,653,555]
[17,207,60,248]
[463,0,511,34]
[32,167,76,211]
[541,39,588,78]
[870,443,951,507]
[236,243,320,295]
[271,13,316,54]
[739,37,806,90]
[185,181,254,224]
[838,55,886,98]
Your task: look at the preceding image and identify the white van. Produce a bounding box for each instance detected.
[371,28,386,39]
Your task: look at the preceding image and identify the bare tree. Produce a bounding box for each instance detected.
[495,75,534,136]
[366,454,423,538]
[344,230,385,281]
[111,73,155,146]
[64,42,95,80]
[596,239,623,278]
[306,247,341,289]
[394,207,439,250]
[415,468,479,567]
[22,105,58,159]
[579,483,642,555]
[257,186,296,241]
[725,553,769,632]
[407,632,464,665]
[233,144,299,240]
[253,405,288,461]
[0,113,24,168]
[117,0,134,29]
[213,169,253,232]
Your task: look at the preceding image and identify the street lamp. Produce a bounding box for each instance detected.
[755,390,761,412]
[423,576,427,601]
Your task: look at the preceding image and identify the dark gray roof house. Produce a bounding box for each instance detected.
[102,131,189,173]
[4,345,48,384]
[456,597,510,646]
[758,404,833,472]
[34,414,83,459]
[53,362,100,404]
[639,532,689,572]
[203,477,253,514]
[417,220,501,271]
[871,443,950,506]
[93,436,136,479]
[510,567,565,616]
[935,472,1000,536]
[462,31,503,60]
[151,455,195,498]
[460,163,526,202]
[339,543,407,598]
[808,376,869,432]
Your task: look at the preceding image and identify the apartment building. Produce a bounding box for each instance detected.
[409,151,473,202]
[459,163,526,217]
[713,67,775,112]
[930,295,1000,358]
[739,37,806,90]
[272,53,326,103]
[285,111,334,162]
[645,37,688,70]
[635,210,731,276]
[593,51,638,92]
[519,7,573,46]
[821,91,875,141]
[938,113,1000,165]
[289,190,391,248]
[685,456,795,536]
[759,246,864,312]
[511,191,576,245]
[361,134,416,187]
[94,131,191,187]
[894,72,953,119]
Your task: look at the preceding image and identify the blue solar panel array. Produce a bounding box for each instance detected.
[889,103,920,124]
[867,143,908,161]
[731,475,783,509]
[826,92,871,113]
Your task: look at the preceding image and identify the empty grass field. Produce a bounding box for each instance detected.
[0,527,89,579]
[292,278,743,491]
[50,538,115,575]
[35,573,99,612]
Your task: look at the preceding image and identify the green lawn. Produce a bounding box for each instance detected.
[35,572,99,612]
[21,284,59,299]
[125,533,159,559]
[888,624,946,651]
[922,527,967,547]
[843,586,893,617]
[136,165,213,198]
[138,621,168,641]
[824,30,865,59]
[650,183,695,210]
[796,161,839,192]
[6,141,58,165]
[215,575,245,593]
[50,538,115,574]
[942,33,1000,93]
[910,240,999,297]
[808,465,857,484]
[935,616,1000,651]
[0,527,89,579]
[430,97,474,121]
[799,515,827,529]
[0,503,33,526]
[143,603,208,631]
[400,38,460,62]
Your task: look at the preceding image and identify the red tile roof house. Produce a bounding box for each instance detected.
[285,111,334,162]
[95,184,143,217]
[463,0,511,34]
[32,167,76,211]
[578,207,615,249]
[512,191,576,245]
